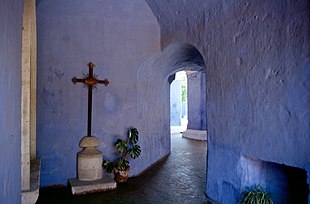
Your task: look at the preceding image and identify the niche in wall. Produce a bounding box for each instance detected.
[238,156,309,203]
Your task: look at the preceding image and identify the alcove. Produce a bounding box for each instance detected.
[239,156,309,203]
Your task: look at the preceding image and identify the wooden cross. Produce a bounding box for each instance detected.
[72,62,109,137]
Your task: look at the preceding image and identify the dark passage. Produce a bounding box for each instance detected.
[37,134,208,204]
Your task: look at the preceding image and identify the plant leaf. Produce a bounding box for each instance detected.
[129,128,139,144]
[239,185,273,204]
[128,145,141,159]
[115,139,128,154]
[114,157,129,171]
[102,160,114,173]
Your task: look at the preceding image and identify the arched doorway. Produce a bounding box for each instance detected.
[170,70,207,139]
[137,42,206,172]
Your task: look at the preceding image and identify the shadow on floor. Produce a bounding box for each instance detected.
[36,134,209,204]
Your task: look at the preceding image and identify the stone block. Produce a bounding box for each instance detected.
[69,177,117,195]
[182,129,207,141]
[77,147,103,181]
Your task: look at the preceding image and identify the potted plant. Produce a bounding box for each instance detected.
[103,128,141,183]
[239,184,273,204]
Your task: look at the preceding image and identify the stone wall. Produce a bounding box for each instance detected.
[146,0,310,203]
[0,0,23,203]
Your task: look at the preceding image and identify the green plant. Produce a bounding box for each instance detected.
[181,80,187,102]
[103,128,141,173]
[240,184,273,204]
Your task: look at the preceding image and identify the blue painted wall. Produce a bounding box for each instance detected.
[36,1,310,202]
[36,0,162,186]
[239,157,308,203]
[187,72,206,130]
[0,0,23,203]
[146,0,310,203]
[170,80,182,126]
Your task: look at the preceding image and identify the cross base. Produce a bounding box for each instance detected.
[69,177,117,195]
[77,136,103,181]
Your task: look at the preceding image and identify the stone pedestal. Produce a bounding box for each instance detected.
[69,135,116,195]
[78,136,102,181]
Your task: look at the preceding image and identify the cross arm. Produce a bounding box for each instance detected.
[97,79,109,86]
[72,77,85,84]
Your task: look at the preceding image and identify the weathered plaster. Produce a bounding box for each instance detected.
[187,71,206,130]
[170,79,182,126]
[36,0,206,186]
[136,42,205,171]
[36,1,309,202]
[146,0,310,203]
[0,0,23,203]
[36,0,161,186]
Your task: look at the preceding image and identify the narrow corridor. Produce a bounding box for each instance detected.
[37,134,208,204]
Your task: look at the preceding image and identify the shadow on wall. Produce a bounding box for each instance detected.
[135,42,206,174]
[238,156,309,204]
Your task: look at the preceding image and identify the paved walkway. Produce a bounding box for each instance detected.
[37,134,208,204]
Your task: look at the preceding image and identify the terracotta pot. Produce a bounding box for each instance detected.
[114,167,130,183]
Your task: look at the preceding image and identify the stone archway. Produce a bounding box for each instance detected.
[136,42,206,170]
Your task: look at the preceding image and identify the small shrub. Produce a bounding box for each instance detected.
[240,184,273,204]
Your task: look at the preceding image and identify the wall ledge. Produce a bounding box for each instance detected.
[182,129,207,141]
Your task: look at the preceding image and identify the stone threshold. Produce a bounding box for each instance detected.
[182,129,207,141]
[69,177,117,195]
[22,158,41,204]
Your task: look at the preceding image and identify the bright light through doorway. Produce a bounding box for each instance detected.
[170,71,188,133]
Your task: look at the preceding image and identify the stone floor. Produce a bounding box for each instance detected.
[36,133,209,204]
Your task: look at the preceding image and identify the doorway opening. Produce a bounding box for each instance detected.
[136,42,206,178]
[170,69,207,140]
[168,68,208,202]
[170,71,188,134]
